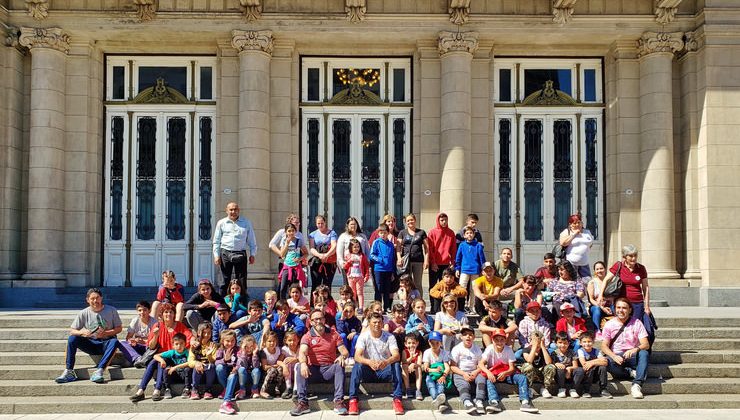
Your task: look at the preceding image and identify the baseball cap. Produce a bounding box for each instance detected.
[428,331,443,342]
[460,327,475,335]
[491,328,507,339]
[216,303,231,312]
[526,301,541,311]
[559,302,576,312]
[482,262,494,270]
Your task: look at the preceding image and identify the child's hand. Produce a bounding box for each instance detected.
[455,270,460,278]
[160,360,167,368]
[167,366,177,375]
[486,371,497,382]
[496,372,508,381]
[195,362,204,373]
[555,362,565,369]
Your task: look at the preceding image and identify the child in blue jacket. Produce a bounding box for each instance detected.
[370,224,397,311]
[455,226,487,313]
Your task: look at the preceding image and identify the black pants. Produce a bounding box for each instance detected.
[581,365,608,393]
[219,249,248,294]
[428,267,445,294]
[310,262,336,294]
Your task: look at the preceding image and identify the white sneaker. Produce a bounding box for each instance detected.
[631,383,644,399]
[557,388,567,398]
[569,389,580,398]
[540,387,552,399]
[583,392,592,398]
[474,399,485,414]
[463,399,476,414]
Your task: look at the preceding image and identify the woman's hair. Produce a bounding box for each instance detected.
[405,212,417,222]
[558,260,578,281]
[315,214,327,223]
[196,321,213,339]
[593,260,606,270]
[399,274,416,290]
[220,329,236,345]
[524,275,539,286]
[442,293,458,311]
[285,213,299,224]
[621,244,638,257]
[345,216,363,234]
[338,285,354,299]
[567,214,582,225]
[348,238,363,254]
[159,302,175,314]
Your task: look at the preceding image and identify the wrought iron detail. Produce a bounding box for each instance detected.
[393,119,406,219]
[166,117,187,241]
[199,117,213,241]
[135,117,157,240]
[110,116,124,241]
[585,118,599,238]
[553,119,573,239]
[498,119,512,241]
[523,119,543,241]
[361,119,381,230]
[307,119,320,232]
[332,120,352,233]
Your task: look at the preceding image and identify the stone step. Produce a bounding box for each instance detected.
[651,339,740,351]
[649,363,740,379]
[0,328,129,341]
[3,393,740,415]
[653,318,740,328]
[649,350,740,364]
[655,327,740,339]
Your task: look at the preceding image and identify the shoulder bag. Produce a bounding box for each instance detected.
[602,261,623,298]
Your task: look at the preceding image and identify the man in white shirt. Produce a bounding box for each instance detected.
[212,202,258,294]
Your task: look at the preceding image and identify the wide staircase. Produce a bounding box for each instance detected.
[0,307,739,414]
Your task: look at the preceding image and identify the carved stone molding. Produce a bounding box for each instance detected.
[449,0,471,25]
[655,0,683,25]
[133,0,157,22]
[346,0,366,23]
[4,27,24,52]
[438,31,479,56]
[25,0,49,21]
[552,0,578,25]
[231,30,273,55]
[683,31,701,53]
[19,27,70,54]
[637,31,684,58]
[239,0,262,22]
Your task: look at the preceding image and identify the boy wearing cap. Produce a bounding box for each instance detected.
[429,268,468,313]
[422,331,452,412]
[449,327,486,415]
[517,301,553,350]
[212,303,237,343]
[556,302,587,351]
[478,329,539,413]
[478,299,517,348]
[471,262,504,316]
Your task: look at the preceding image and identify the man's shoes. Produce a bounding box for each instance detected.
[520,400,539,413]
[89,368,105,383]
[392,398,404,415]
[348,398,360,415]
[557,388,567,398]
[334,399,348,415]
[569,389,580,398]
[628,368,637,379]
[631,383,644,399]
[474,399,485,414]
[290,401,311,416]
[486,400,502,414]
[540,387,552,399]
[583,391,592,398]
[219,401,236,415]
[130,390,145,402]
[55,369,77,384]
[464,399,476,414]
[600,389,613,399]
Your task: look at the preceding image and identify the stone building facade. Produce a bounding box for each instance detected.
[0,0,738,305]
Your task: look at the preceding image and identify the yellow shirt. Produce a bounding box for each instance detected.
[473,275,503,295]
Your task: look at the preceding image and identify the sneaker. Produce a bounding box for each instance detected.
[219,401,236,415]
[464,399,476,414]
[432,393,447,409]
[235,389,246,400]
[557,388,567,398]
[190,390,201,400]
[415,389,423,400]
[163,388,173,399]
[486,400,502,414]
[90,368,105,383]
[151,389,163,402]
[631,383,644,399]
[260,389,272,399]
[218,390,225,399]
[474,399,485,414]
[520,400,539,413]
[204,391,214,400]
[133,357,148,369]
[540,387,552,399]
[130,390,145,402]
[465,307,477,315]
[438,402,451,413]
[182,387,191,399]
[583,392,592,398]
[252,390,260,399]
[282,387,293,399]
[348,398,360,415]
[55,369,77,384]
[569,389,580,398]
[393,398,404,415]
[290,401,311,416]
[334,399,348,415]
[405,390,414,399]
[628,368,637,379]
[600,389,613,399]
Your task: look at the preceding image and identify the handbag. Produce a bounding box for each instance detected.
[396,253,410,276]
[602,262,623,298]
[552,243,566,260]
[133,346,157,368]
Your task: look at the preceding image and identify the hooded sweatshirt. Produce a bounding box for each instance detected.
[427,213,457,266]
[454,239,486,275]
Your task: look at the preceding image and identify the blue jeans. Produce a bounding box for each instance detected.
[607,349,649,385]
[238,366,262,391]
[425,374,446,399]
[486,373,529,402]
[590,305,605,332]
[138,359,159,390]
[191,364,216,391]
[216,364,240,402]
[155,365,191,390]
[373,270,394,311]
[65,335,119,370]
[575,264,592,279]
[340,333,360,357]
[349,362,403,399]
[630,302,654,339]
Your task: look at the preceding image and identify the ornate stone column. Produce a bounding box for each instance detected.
[231,30,272,274]
[19,27,69,286]
[438,31,478,230]
[637,31,683,280]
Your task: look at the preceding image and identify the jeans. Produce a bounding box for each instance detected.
[425,375,446,400]
[185,310,206,330]
[574,264,592,279]
[630,302,654,339]
[348,362,403,399]
[237,366,262,391]
[65,335,119,370]
[607,350,649,385]
[295,363,345,404]
[373,270,394,311]
[155,365,191,390]
[340,333,360,357]
[191,364,216,392]
[590,305,605,332]
[138,360,160,390]
[581,365,608,393]
[486,373,529,402]
[216,363,240,402]
[453,373,487,402]
[117,341,147,364]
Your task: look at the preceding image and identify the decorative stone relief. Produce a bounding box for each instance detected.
[25,0,49,21]
[133,0,157,21]
[449,0,471,25]
[231,30,273,55]
[239,0,262,22]
[655,0,683,25]
[345,0,366,23]
[4,27,22,50]
[522,80,577,106]
[683,31,700,53]
[133,78,190,104]
[18,27,70,54]
[552,0,578,25]
[637,31,684,58]
[438,31,479,56]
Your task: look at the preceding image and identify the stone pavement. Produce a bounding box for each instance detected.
[0,410,739,420]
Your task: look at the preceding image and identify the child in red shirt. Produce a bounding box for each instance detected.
[151,270,185,322]
[555,302,586,351]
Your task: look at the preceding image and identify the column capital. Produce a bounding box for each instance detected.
[231,29,273,55]
[438,30,478,57]
[683,31,702,54]
[4,26,25,53]
[19,27,70,54]
[637,31,684,58]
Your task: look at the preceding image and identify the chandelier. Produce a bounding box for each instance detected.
[336,68,380,87]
